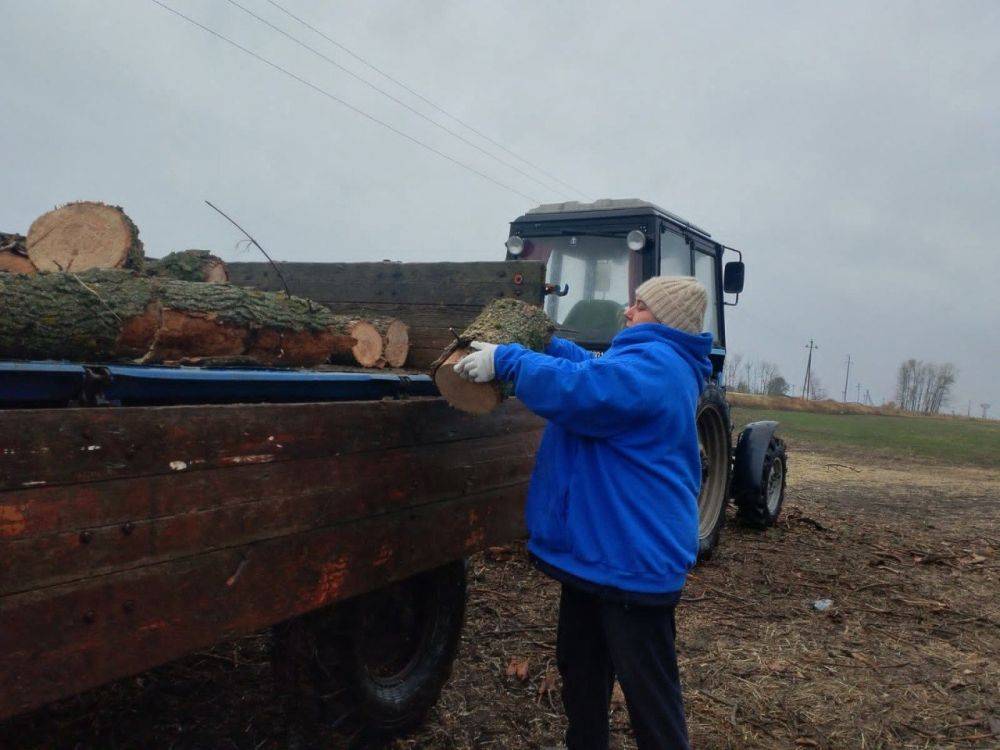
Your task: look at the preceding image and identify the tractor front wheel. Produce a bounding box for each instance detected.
[736,437,787,528]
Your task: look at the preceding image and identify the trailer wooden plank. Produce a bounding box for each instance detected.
[0,432,540,595]
[0,430,537,544]
[0,398,540,492]
[0,483,527,721]
[226,261,545,304]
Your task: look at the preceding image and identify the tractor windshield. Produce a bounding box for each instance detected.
[539,235,636,344]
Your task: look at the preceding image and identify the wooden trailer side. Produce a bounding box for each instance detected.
[226,261,546,369]
[0,398,543,721]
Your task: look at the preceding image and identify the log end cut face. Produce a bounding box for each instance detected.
[382,319,410,368]
[347,321,383,368]
[433,349,503,414]
[27,202,143,273]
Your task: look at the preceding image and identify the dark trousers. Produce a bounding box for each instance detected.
[556,583,690,750]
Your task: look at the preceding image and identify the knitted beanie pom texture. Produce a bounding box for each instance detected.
[634,276,708,334]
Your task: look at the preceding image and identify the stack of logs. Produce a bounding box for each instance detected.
[0,202,409,368]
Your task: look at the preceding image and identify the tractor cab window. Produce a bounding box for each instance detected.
[694,249,720,343]
[660,228,692,276]
[542,235,633,344]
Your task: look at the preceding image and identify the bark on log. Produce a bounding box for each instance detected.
[27,202,144,273]
[1,232,27,253]
[431,298,555,414]
[371,317,410,368]
[147,249,229,283]
[0,270,378,367]
[0,233,35,274]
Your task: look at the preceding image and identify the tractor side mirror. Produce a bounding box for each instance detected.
[723,261,745,294]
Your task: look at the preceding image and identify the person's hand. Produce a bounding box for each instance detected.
[453,341,498,383]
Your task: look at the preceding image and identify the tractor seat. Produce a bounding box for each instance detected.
[562,299,626,341]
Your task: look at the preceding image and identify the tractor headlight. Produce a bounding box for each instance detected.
[627,229,647,251]
[506,235,525,256]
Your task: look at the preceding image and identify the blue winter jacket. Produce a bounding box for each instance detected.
[494,323,714,594]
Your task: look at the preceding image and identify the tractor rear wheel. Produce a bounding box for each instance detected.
[696,384,732,558]
[736,437,787,528]
[272,561,467,746]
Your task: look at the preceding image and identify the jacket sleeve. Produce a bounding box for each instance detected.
[544,336,597,363]
[494,343,667,438]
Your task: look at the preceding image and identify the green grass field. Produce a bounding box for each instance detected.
[731,406,1000,468]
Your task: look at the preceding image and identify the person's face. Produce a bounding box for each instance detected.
[624,298,658,326]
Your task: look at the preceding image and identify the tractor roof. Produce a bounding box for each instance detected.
[515,198,711,238]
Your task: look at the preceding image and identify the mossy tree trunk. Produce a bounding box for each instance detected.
[147,249,229,283]
[431,298,555,414]
[0,270,383,367]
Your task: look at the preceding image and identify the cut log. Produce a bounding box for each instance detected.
[148,249,229,283]
[0,232,27,253]
[0,250,36,274]
[372,317,410,368]
[431,298,555,414]
[0,233,35,274]
[0,270,376,367]
[26,202,144,273]
[327,318,383,368]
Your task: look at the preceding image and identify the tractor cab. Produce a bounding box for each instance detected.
[504,199,784,560]
[505,199,745,378]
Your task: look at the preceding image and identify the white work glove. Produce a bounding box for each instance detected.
[453,341,498,383]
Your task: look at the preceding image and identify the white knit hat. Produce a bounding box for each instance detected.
[634,276,708,334]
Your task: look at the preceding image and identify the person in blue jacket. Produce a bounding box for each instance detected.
[454,276,713,750]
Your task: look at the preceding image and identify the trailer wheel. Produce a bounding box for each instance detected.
[695,384,732,559]
[736,437,787,528]
[273,561,467,745]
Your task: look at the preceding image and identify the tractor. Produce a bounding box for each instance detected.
[504,198,787,556]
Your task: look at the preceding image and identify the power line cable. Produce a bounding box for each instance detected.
[224,0,568,199]
[148,0,539,203]
[266,0,591,201]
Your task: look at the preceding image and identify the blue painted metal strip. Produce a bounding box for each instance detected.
[100,365,436,404]
[0,362,436,407]
[0,362,87,405]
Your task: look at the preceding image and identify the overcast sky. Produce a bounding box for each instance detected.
[3,1,998,415]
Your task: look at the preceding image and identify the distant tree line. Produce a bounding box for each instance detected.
[894,359,957,414]
[724,354,796,396]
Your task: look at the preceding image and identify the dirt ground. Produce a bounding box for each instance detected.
[5,439,998,749]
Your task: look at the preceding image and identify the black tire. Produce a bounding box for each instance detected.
[736,437,787,528]
[695,383,732,559]
[273,561,467,746]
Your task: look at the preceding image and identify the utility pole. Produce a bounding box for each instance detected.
[856,382,862,403]
[864,388,872,406]
[967,400,972,417]
[802,339,818,399]
[842,354,852,402]
[982,403,991,420]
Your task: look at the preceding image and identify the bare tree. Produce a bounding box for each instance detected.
[807,375,827,400]
[894,359,957,414]
[756,361,780,395]
[724,352,744,390]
